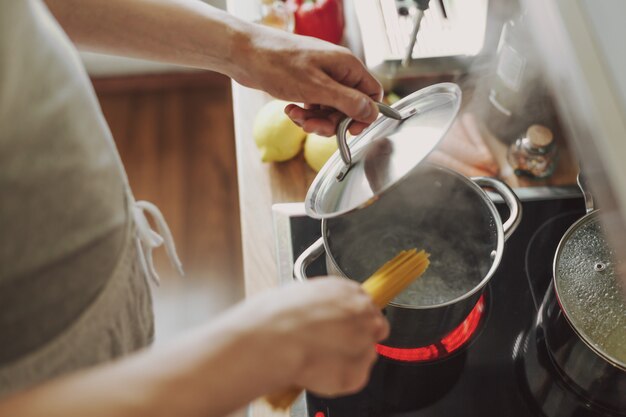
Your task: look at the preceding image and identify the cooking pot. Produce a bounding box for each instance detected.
[294,83,522,348]
[295,163,521,347]
[544,173,626,411]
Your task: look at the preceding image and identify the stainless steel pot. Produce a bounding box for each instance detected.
[294,163,522,348]
[540,281,626,413]
[545,173,626,411]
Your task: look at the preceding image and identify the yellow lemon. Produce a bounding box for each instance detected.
[304,133,338,172]
[253,100,307,162]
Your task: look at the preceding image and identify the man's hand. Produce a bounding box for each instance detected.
[238,278,389,396]
[235,28,383,137]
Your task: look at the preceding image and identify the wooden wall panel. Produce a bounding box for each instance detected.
[94,72,243,299]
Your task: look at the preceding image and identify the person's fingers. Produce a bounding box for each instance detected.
[305,345,377,397]
[301,71,379,124]
[284,105,309,125]
[286,105,330,133]
[284,103,307,125]
[299,108,342,124]
[326,81,379,124]
[287,108,335,135]
[303,119,335,136]
[284,103,302,118]
[348,121,369,135]
[335,346,378,395]
[373,314,390,341]
[342,318,387,354]
[286,104,346,136]
[320,54,383,101]
[316,109,344,127]
[348,303,389,343]
[287,104,373,136]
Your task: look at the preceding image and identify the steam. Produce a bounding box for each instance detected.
[460,0,556,140]
[326,164,498,307]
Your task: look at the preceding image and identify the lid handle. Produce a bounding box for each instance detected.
[577,172,595,214]
[335,102,403,181]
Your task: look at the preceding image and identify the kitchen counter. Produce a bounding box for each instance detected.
[226,1,315,415]
[231,85,311,417]
[226,0,331,299]
[231,86,312,417]
[230,84,315,296]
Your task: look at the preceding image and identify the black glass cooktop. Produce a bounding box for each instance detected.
[273,194,593,417]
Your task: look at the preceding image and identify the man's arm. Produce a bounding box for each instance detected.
[0,300,295,417]
[0,279,388,417]
[44,0,383,136]
[45,0,247,81]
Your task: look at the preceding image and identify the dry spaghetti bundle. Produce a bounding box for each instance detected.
[265,249,430,410]
[362,249,430,308]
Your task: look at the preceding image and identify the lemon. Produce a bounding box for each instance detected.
[253,100,307,162]
[304,133,338,172]
[385,92,402,105]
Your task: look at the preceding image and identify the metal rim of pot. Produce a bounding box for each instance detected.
[552,173,626,371]
[295,164,522,310]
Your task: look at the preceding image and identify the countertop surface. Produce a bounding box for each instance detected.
[226,0,321,295]
[227,1,315,415]
[231,86,311,417]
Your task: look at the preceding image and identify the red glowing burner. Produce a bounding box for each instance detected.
[376,295,486,362]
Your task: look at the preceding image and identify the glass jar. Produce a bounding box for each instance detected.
[507,125,559,179]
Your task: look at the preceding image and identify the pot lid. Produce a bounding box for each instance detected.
[305,83,462,219]
[554,211,626,369]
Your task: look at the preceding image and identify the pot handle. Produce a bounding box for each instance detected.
[472,177,522,241]
[335,103,403,181]
[293,237,325,282]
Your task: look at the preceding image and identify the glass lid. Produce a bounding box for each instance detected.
[554,212,626,369]
[305,83,462,219]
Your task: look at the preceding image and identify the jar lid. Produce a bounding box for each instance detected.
[554,212,626,369]
[305,83,462,219]
[527,124,553,148]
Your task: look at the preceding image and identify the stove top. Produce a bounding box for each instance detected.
[271,191,613,417]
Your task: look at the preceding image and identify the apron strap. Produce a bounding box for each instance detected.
[132,201,184,285]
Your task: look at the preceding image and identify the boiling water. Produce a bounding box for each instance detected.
[326,166,498,307]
